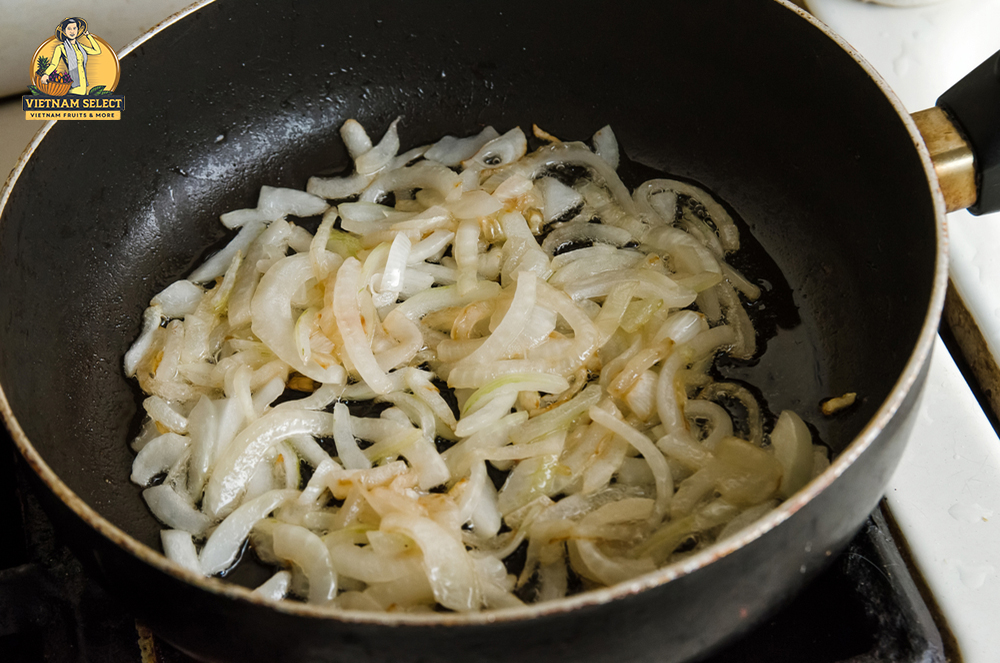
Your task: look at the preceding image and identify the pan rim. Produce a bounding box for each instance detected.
[0,0,949,629]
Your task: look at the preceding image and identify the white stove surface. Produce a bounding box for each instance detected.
[1,1,1000,661]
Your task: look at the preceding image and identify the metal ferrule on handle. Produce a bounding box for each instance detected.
[916,49,1000,216]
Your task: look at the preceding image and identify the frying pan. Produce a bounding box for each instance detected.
[1,1,997,661]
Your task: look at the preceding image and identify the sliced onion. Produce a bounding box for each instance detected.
[408,230,454,264]
[327,542,422,584]
[683,400,733,450]
[390,205,453,233]
[334,402,371,470]
[454,217,481,295]
[161,530,202,573]
[124,305,164,378]
[507,383,601,446]
[380,233,411,293]
[394,281,500,321]
[251,253,346,384]
[143,484,213,538]
[716,280,756,360]
[491,173,534,204]
[462,127,527,171]
[540,221,634,256]
[699,380,763,447]
[548,247,642,288]
[458,461,502,537]
[360,160,462,204]
[374,310,422,371]
[204,409,334,518]
[272,523,337,604]
[484,429,565,462]
[309,213,339,282]
[563,267,696,310]
[455,389,518,438]
[380,513,482,611]
[332,257,394,394]
[200,489,296,575]
[770,410,814,498]
[143,395,189,434]
[657,179,739,252]
[257,186,330,221]
[152,280,204,318]
[362,569,436,610]
[591,125,619,169]
[391,144,431,170]
[307,171,376,200]
[716,500,780,542]
[340,118,373,158]
[448,189,503,220]
[253,570,292,600]
[463,373,569,416]
[721,262,761,301]
[496,454,561,516]
[355,117,401,176]
[188,218,267,285]
[588,404,672,517]
[455,272,536,368]
[570,540,655,586]
[425,126,501,166]
[226,219,292,329]
[220,207,266,230]
[132,432,191,487]
[511,142,638,220]
[443,411,528,479]
[535,177,584,224]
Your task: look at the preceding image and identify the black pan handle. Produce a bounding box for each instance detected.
[936,49,1000,216]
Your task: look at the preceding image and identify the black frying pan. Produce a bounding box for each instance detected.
[0,1,996,661]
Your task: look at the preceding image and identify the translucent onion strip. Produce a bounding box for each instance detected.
[200,489,297,575]
[588,405,673,517]
[333,257,394,394]
[204,409,335,518]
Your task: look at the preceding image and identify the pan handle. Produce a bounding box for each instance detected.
[913,49,1000,216]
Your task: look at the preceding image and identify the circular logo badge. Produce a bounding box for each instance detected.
[28,17,120,97]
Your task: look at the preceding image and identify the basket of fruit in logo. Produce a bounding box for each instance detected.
[33,56,72,96]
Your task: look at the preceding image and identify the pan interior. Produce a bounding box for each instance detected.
[0,0,936,563]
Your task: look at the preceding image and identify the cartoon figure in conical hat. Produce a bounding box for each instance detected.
[39,17,101,95]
